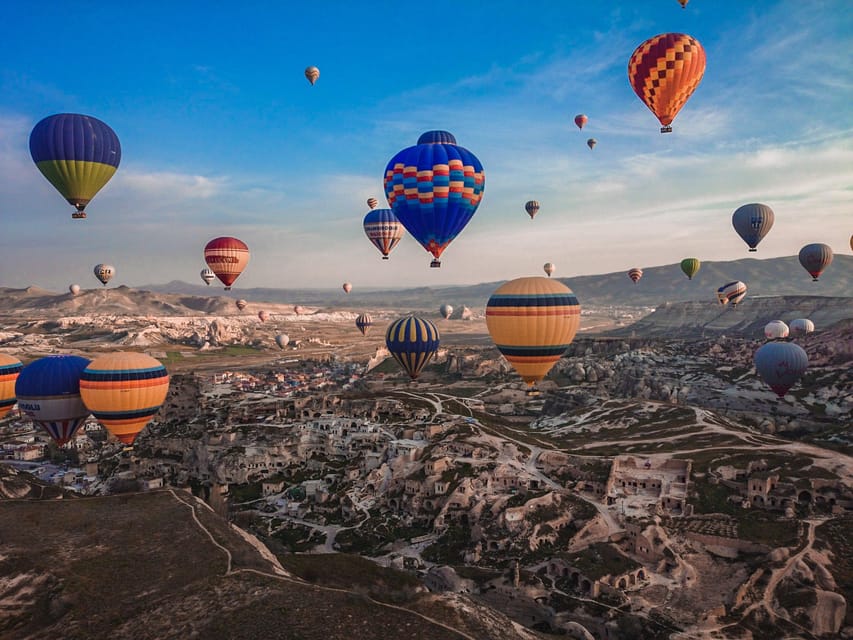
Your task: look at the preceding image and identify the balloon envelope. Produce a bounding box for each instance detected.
[69,284,81,296]
[305,66,320,85]
[440,304,453,320]
[275,334,290,349]
[485,277,581,387]
[732,203,774,252]
[367,197,378,210]
[356,313,373,336]
[235,299,248,311]
[543,263,555,277]
[798,243,833,281]
[342,282,353,294]
[525,201,540,219]
[587,138,597,150]
[204,237,250,290]
[94,264,114,286]
[15,355,91,446]
[79,352,170,445]
[717,281,747,306]
[363,208,405,259]
[628,33,706,132]
[0,354,23,420]
[294,305,305,316]
[680,258,700,280]
[258,310,269,322]
[789,319,815,335]
[628,268,643,284]
[574,114,588,130]
[29,113,121,217]
[384,131,485,267]
[385,316,440,379]
[200,268,215,286]
[764,320,789,340]
[754,342,808,398]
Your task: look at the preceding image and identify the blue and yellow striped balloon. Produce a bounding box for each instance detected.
[0,354,23,420]
[356,313,373,336]
[29,113,121,218]
[79,352,169,445]
[385,316,440,380]
[486,277,581,387]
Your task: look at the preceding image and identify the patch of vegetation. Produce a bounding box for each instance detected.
[228,482,262,503]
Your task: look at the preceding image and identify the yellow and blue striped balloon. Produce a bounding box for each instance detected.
[0,354,23,420]
[79,352,169,445]
[486,277,581,388]
[385,316,440,380]
[29,114,121,218]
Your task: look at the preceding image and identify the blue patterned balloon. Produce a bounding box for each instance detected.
[385,316,440,379]
[383,131,485,267]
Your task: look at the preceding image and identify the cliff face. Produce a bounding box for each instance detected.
[610,296,852,338]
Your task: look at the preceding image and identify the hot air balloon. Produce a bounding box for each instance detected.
[587,138,597,150]
[385,316,440,380]
[275,334,290,349]
[461,306,473,321]
[628,33,706,133]
[294,305,305,316]
[305,66,320,85]
[367,197,378,210]
[69,284,81,296]
[204,237,250,290]
[732,203,774,252]
[764,320,789,340]
[384,131,485,267]
[680,258,700,280]
[15,355,90,446]
[235,299,248,311]
[258,310,269,323]
[789,319,815,336]
[200,268,215,286]
[355,313,373,336]
[79,352,170,446]
[754,342,808,398]
[798,243,833,281]
[677,0,689,7]
[29,113,121,219]
[543,262,555,277]
[717,281,747,306]
[94,264,114,286]
[0,355,23,420]
[363,208,405,260]
[342,282,353,294]
[525,201,540,220]
[627,268,643,284]
[440,304,453,320]
[485,277,580,392]
[574,114,588,130]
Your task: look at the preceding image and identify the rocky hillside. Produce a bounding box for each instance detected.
[609,295,852,338]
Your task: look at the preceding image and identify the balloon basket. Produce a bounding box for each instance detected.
[224,286,232,291]
[660,126,672,133]
[749,248,757,252]
[526,388,540,397]
[430,259,441,268]
[382,256,389,260]
[71,212,87,219]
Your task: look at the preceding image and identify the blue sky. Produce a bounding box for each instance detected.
[1,1,850,291]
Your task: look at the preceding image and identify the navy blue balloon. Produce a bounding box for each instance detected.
[383,131,485,267]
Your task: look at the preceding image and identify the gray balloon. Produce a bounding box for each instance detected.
[732,203,774,252]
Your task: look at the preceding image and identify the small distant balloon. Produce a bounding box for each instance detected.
[355,313,373,336]
[200,268,215,286]
[680,258,700,280]
[275,334,290,349]
[461,306,473,321]
[305,66,320,85]
[717,281,747,306]
[235,299,248,311]
[574,114,588,130]
[732,203,774,252]
[764,320,789,340]
[627,268,643,284]
[294,305,305,316]
[789,319,815,336]
[367,197,378,210]
[385,316,440,380]
[93,264,114,286]
[798,243,833,281]
[525,201,540,220]
[69,284,81,296]
[543,262,555,277]
[677,0,689,7]
[754,342,808,398]
[587,138,597,150]
[363,208,405,260]
[0,355,23,421]
[342,282,352,294]
[258,310,269,323]
[440,304,453,320]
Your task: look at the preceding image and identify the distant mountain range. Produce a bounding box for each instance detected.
[1,255,849,316]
